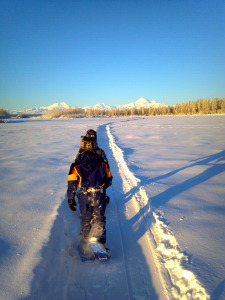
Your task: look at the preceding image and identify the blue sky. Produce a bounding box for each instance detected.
[0,0,224,110]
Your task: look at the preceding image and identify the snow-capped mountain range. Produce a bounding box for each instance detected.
[10,98,164,115]
[83,103,113,110]
[117,98,163,109]
[83,98,163,110]
[10,102,70,115]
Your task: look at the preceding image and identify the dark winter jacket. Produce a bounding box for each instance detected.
[67,151,113,201]
[76,146,108,163]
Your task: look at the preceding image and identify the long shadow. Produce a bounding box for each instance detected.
[149,150,225,186]
[151,162,225,208]
[211,279,225,300]
[124,150,225,208]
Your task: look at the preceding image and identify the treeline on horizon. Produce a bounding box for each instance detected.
[0,98,224,119]
[41,98,225,118]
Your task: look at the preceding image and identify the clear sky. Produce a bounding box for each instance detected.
[0,0,224,110]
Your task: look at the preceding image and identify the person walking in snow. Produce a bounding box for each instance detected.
[67,130,113,248]
[74,129,110,204]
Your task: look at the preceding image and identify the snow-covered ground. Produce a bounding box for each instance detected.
[0,116,224,299]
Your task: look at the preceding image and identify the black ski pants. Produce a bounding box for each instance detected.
[77,188,107,244]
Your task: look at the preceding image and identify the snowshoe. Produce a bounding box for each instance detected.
[88,241,111,261]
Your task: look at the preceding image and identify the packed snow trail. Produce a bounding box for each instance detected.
[23,124,163,300]
[106,125,209,300]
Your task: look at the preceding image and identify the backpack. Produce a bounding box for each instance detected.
[77,150,103,171]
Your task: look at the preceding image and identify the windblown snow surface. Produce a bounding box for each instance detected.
[0,116,224,300]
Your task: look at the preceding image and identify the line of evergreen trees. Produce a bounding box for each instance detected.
[77,98,225,118]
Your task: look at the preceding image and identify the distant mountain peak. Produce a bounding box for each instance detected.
[116,98,163,109]
[83,103,113,110]
[40,102,70,110]
[135,98,149,104]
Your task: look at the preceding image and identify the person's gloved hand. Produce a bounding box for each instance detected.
[68,199,77,211]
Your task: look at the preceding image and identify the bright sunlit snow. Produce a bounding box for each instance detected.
[0,116,224,300]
